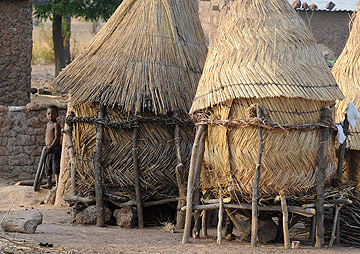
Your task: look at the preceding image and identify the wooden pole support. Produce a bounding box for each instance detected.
[280,190,290,249]
[335,115,349,185]
[225,208,248,238]
[315,107,331,248]
[217,192,223,245]
[94,104,105,227]
[201,210,208,237]
[192,129,207,239]
[174,124,186,229]
[329,204,342,247]
[132,118,144,228]
[63,113,76,196]
[182,125,205,245]
[251,105,264,247]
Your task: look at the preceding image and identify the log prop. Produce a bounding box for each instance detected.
[182,125,206,244]
[280,190,290,249]
[33,147,47,192]
[315,108,331,248]
[251,106,264,247]
[1,211,43,234]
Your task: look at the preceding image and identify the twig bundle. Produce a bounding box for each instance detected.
[190,0,344,201]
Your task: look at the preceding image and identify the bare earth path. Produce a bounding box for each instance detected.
[1,183,360,253]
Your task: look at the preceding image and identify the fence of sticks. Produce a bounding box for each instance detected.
[54,0,207,228]
[181,0,347,248]
[334,1,360,195]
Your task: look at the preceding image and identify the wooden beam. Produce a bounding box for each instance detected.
[251,106,264,247]
[94,104,105,227]
[182,125,205,244]
[315,107,331,248]
[132,118,144,228]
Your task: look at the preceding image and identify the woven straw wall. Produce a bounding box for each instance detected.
[73,103,193,201]
[200,97,337,201]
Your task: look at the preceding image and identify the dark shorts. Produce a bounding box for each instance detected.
[45,145,61,176]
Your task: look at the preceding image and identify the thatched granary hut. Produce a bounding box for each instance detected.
[334,2,360,190]
[54,0,207,215]
[190,0,344,202]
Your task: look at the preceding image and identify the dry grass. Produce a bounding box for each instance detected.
[334,3,360,150]
[54,0,208,115]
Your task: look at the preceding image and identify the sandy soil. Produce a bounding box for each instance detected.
[0,183,360,254]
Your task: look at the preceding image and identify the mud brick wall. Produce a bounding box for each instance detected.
[0,0,32,106]
[198,0,351,57]
[0,103,67,181]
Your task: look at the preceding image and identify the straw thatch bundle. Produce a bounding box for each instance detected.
[333,3,360,192]
[190,0,344,201]
[54,0,207,201]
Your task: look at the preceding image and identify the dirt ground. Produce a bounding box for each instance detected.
[1,180,360,254]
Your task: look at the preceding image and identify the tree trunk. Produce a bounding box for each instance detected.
[64,15,71,64]
[53,13,66,76]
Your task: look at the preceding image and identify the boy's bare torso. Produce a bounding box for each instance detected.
[46,121,61,147]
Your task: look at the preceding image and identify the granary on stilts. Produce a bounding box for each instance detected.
[334,2,360,192]
[54,0,207,227]
[182,0,344,247]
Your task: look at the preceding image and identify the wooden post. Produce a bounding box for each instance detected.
[336,209,341,245]
[315,107,331,248]
[217,192,223,245]
[175,123,186,229]
[63,112,76,196]
[94,104,105,227]
[329,205,342,247]
[132,117,144,228]
[201,210,208,237]
[251,105,264,247]
[310,214,316,246]
[335,115,349,185]
[192,129,206,239]
[182,125,205,244]
[280,190,290,249]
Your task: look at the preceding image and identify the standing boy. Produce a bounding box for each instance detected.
[45,105,61,189]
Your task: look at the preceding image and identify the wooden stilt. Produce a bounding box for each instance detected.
[329,205,342,247]
[174,124,186,229]
[192,129,206,239]
[336,210,341,245]
[132,117,144,228]
[201,210,208,237]
[251,105,264,247]
[217,192,223,245]
[280,190,290,249]
[94,104,105,227]
[225,208,248,238]
[335,115,349,185]
[315,108,331,248]
[182,125,205,244]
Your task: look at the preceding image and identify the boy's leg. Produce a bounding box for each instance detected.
[47,174,53,189]
[55,174,59,189]
[45,153,53,189]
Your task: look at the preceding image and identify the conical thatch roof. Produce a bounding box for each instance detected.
[190,0,344,113]
[55,0,207,115]
[334,2,360,150]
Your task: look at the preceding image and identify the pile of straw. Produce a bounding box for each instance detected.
[54,0,207,201]
[190,0,344,201]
